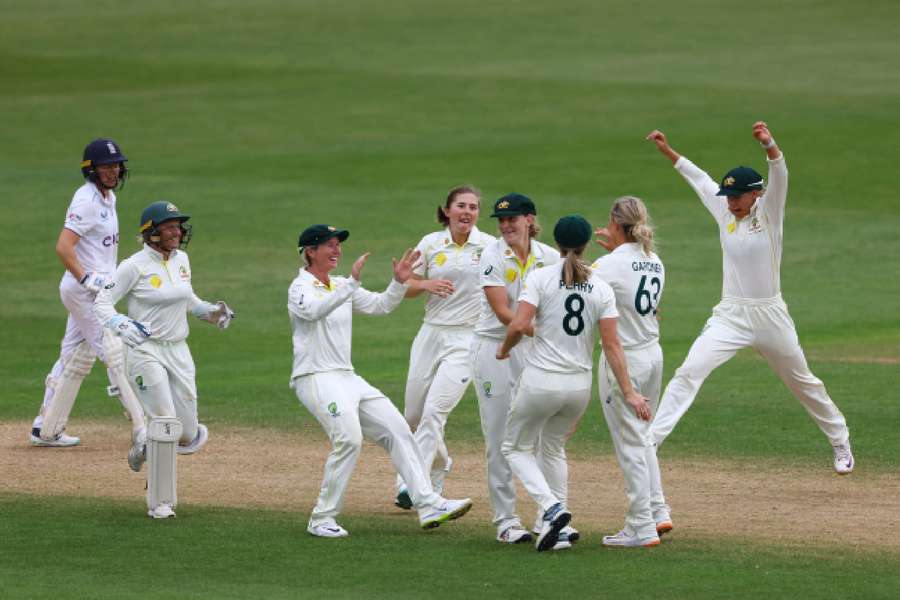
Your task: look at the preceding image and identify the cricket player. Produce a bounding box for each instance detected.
[499,215,651,551]
[288,224,473,538]
[471,193,561,545]
[394,185,495,510]
[32,138,145,452]
[95,201,234,517]
[646,122,853,474]
[592,196,670,547]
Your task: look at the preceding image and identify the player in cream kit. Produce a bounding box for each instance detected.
[498,215,651,551]
[592,196,671,547]
[646,122,853,474]
[394,186,495,509]
[470,193,560,545]
[32,138,145,450]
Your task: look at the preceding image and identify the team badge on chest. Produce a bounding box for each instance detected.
[505,268,517,283]
[149,275,162,289]
[435,252,447,266]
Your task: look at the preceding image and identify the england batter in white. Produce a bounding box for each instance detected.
[646,122,853,474]
[288,224,473,538]
[395,185,495,510]
[592,196,670,547]
[32,138,145,451]
[499,215,650,551]
[95,201,234,518]
[471,193,560,545]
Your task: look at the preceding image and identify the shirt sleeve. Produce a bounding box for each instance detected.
[288,277,358,321]
[674,156,728,222]
[413,235,431,277]
[351,279,408,315]
[518,270,542,306]
[758,154,788,230]
[63,194,95,237]
[479,247,505,288]
[596,280,620,321]
[94,257,141,324]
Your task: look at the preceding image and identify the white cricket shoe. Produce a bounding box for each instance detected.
[532,524,580,543]
[31,427,80,447]
[148,503,176,519]
[497,524,533,544]
[832,442,854,474]
[535,503,571,552]
[602,529,660,548]
[654,508,673,536]
[419,498,473,530]
[552,531,574,551]
[307,520,349,538]
[177,423,208,455]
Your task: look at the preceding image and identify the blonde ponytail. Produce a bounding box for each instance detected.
[561,245,591,286]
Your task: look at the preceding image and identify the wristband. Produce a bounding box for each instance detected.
[761,138,776,149]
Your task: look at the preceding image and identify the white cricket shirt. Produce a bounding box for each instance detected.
[591,243,665,349]
[95,244,208,343]
[518,263,618,374]
[288,269,408,378]
[675,155,788,300]
[413,226,496,326]
[61,182,119,283]
[473,237,560,340]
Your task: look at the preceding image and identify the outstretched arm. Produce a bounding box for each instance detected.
[646,130,681,165]
[752,121,781,160]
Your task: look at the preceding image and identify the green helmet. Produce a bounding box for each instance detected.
[139,201,192,248]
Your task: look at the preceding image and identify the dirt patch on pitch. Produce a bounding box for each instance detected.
[3,421,897,550]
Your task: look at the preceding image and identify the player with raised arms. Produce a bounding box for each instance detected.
[394,185,495,510]
[288,224,473,538]
[95,201,234,518]
[592,196,670,547]
[646,122,854,474]
[498,215,651,551]
[32,138,146,457]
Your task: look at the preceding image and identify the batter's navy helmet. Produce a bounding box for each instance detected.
[81,138,128,188]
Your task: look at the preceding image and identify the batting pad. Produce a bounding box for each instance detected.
[41,341,96,439]
[147,417,182,511]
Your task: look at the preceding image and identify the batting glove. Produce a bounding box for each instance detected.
[107,314,152,348]
[80,272,106,294]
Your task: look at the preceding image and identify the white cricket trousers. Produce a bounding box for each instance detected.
[651,296,850,446]
[502,368,590,514]
[34,278,120,430]
[293,370,443,526]
[127,340,198,445]
[599,343,667,540]
[401,323,473,486]
[471,334,528,532]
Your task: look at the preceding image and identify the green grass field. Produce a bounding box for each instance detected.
[2,1,899,598]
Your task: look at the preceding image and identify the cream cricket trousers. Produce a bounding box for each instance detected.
[127,340,198,445]
[600,343,667,540]
[293,370,442,526]
[400,323,473,490]
[35,278,122,430]
[472,334,530,533]
[502,368,590,515]
[651,296,850,446]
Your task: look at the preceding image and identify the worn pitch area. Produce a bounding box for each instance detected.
[3,422,896,550]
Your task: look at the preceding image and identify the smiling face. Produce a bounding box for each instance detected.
[154,220,184,252]
[307,236,342,273]
[726,191,760,219]
[497,214,532,248]
[443,192,480,238]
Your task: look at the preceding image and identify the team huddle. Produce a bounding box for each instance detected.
[33,122,854,552]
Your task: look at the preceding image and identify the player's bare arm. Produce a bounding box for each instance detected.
[752,120,781,160]
[405,275,455,299]
[56,228,87,282]
[497,301,536,360]
[599,317,651,421]
[646,130,681,165]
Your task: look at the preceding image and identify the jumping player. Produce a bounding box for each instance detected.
[394,185,495,509]
[592,196,670,547]
[288,224,472,537]
[31,139,145,453]
[646,122,854,474]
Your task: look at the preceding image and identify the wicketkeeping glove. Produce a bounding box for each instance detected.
[79,272,106,294]
[210,301,235,330]
[107,314,152,348]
